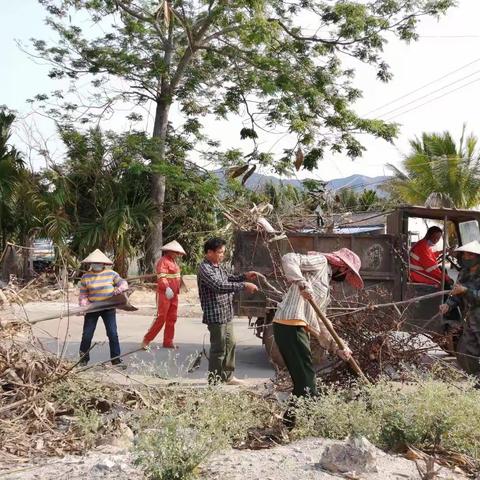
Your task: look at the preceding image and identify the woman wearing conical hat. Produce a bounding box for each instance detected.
[440,241,480,380]
[78,249,129,368]
[142,240,186,349]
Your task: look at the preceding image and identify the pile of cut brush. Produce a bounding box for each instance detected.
[269,286,446,392]
[0,337,78,460]
[0,331,144,463]
[323,287,443,384]
[0,274,69,307]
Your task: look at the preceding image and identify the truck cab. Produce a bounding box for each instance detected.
[388,206,480,334]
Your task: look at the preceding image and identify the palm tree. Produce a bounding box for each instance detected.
[336,188,358,211]
[0,110,25,249]
[388,127,480,208]
[55,127,156,276]
[0,110,47,277]
[358,189,380,211]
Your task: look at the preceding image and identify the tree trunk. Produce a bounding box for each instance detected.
[114,249,128,278]
[147,97,171,270]
[21,234,35,280]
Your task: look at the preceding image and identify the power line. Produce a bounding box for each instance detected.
[378,69,480,119]
[419,35,480,38]
[364,56,480,116]
[385,76,480,121]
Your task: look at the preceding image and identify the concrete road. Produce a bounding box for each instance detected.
[22,301,274,384]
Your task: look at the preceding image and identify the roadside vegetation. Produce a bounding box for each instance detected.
[2,332,479,478]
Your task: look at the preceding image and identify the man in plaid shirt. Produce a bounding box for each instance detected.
[198,237,258,385]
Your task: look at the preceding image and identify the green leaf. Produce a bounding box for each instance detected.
[240,128,258,140]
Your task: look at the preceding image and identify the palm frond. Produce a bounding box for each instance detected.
[390,128,480,208]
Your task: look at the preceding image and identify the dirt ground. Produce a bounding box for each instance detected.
[1,437,469,480]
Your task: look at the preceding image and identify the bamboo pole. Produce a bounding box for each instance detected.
[126,273,157,281]
[26,294,137,325]
[328,289,450,318]
[306,298,370,383]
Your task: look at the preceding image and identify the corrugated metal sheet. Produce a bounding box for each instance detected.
[33,239,54,261]
[334,226,384,234]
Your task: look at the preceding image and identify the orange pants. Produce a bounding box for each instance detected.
[143,291,179,346]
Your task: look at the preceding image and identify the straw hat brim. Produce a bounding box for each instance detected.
[323,249,364,289]
[161,240,186,255]
[81,249,113,264]
[455,241,480,255]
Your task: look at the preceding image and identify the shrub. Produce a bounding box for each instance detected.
[133,388,272,479]
[294,376,480,459]
[74,407,103,448]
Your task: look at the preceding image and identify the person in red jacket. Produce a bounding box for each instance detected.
[409,226,452,286]
[142,240,186,349]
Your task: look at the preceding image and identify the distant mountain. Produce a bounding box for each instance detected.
[213,170,390,195]
[325,174,390,194]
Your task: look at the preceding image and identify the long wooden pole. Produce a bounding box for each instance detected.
[306,298,370,383]
[440,215,448,292]
[439,216,448,328]
[26,295,137,325]
[126,273,157,281]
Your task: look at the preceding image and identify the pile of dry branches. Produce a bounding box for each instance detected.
[228,218,443,384]
[269,289,436,390]
[0,275,69,308]
[0,326,143,462]
[0,336,79,459]
[325,288,435,383]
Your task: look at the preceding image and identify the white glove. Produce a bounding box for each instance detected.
[165,287,174,300]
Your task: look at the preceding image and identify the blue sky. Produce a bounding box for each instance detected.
[2,0,480,181]
[2,2,48,105]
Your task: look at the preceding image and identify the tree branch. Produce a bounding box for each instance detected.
[169,3,223,91]
[269,10,427,47]
[115,0,167,45]
[114,0,150,23]
[170,6,195,52]
[202,24,241,43]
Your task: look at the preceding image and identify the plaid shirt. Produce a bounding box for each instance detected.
[197,259,245,324]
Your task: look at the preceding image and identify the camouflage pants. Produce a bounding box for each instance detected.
[456,317,480,376]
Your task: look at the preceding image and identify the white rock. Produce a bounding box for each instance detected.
[319,435,379,474]
[94,458,116,471]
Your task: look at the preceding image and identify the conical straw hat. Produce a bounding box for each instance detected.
[322,248,364,289]
[455,240,480,255]
[161,240,186,255]
[81,249,113,264]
